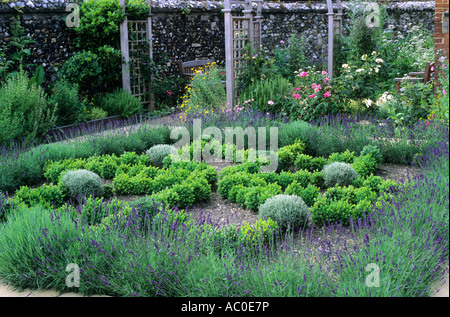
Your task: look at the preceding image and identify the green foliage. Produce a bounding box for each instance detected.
[87,107,108,120]
[58,51,103,92]
[240,218,278,245]
[146,144,177,168]
[272,34,308,83]
[322,162,359,188]
[284,182,320,207]
[360,145,383,164]
[294,154,313,172]
[310,171,325,189]
[0,71,57,146]
[278,140,306,171]
[351,154,378,178]
[188,176,211,202]
[50,79,84,126]
[258,194,310,230]
[96,45,122,90]
[12,184,66,209]
[328,150,356,164]
[77,195,130,225]
[74,0,124,51]
[171,182,195,209]
[242,183,282,212]
[180,62,226,113]
[97,89,144,118]
[310,195,369,226]
[286,66,339,121]
[61,169,104,199]
[362,175,384,194]
[217,172,251,199]
[8,17,36,71]
[149,188,180,210]
[278,120,313,149]
[240,76,293,114]
[431,55,449,124]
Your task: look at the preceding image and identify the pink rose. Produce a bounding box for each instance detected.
[432,114,436,118]
[324,91,331,98]
[309,94,316,98]
[268,100,274,105]
[426,121,430,126]
[443,89,447,96]
[293,94,301,99]
[166,91,173,96]
[322,71,328,76]
[299,71,307,77]
[294,87,301,91]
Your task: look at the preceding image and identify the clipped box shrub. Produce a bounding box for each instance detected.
[218,172,252,199]
[351,154,378,178]
[171,182,195,209]
[311,196,371,226]
[278,140,306,171]
[146,144,177,168]
[322,162,359,188]
[310,171,325,189]
[328,150,356,164]
[285,182,320,207]
[10,184,66,209]
[61,169,104,199]
[188,176,212,202]
[360,145,383,164]
[294,154,313,172]
[243,183,282,212]
[240,218,278,246]
[258,194,310,230]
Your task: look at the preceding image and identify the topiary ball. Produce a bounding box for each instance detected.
[258,194,310,230]
[146,144,177,167]
[61,169,104,199]
[322,162,359,188]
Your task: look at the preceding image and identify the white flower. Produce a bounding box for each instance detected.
[356,69,364,73]
[375,58,384,63]
[342,64,349,68]
[375,68,379,73]
[364,99,373,108]
[361,54,367,61]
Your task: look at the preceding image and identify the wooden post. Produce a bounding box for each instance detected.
[146,0,154,112]
[326,0,334,78]
[120,0,131,93]
[223,0,234,110]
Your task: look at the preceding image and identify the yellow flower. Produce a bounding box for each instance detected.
[205,111,209,114]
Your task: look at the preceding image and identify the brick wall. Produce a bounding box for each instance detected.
[435,0,449,58]
[435,0,449,89]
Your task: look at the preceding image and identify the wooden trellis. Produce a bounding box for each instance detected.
[119,0,154,111]
[223,0,263,109]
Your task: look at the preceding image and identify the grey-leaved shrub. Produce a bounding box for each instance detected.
[322,162,359,188]
[146,144,177,167]
[61,169,104,199]
[258,194,310,230]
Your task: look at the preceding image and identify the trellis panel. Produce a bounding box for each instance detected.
[223,0,263,109]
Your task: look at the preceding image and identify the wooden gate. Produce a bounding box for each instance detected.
[119,0,154,111]
[223,0,263,109]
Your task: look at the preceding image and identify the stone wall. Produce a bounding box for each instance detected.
[0,1,436,81]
